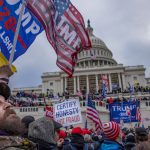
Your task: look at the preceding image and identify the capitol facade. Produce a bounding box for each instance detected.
[40,21,146,96]
[12,21,150,128]
[12,21,147,95]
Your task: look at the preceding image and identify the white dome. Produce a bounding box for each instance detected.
[90,35,107,48]
[76,20,117,68]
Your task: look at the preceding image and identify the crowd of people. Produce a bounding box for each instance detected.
[0,65,150,149]
[14,85,150,100]
[9,90,148,108]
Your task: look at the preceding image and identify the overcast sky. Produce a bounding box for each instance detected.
[9,0,150,89]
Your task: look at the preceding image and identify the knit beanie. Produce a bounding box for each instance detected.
[103,121,120,140]
[72,127,83,135]
[135,127,148,136]
[125,133,136,143]
[28,117,58,144]
[21,116,35,128]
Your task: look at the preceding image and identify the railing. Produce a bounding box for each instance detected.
[13,100,108,114]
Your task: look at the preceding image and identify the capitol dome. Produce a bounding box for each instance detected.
[76,20,117,68]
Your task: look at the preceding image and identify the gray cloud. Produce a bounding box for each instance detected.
[9,0,150,89]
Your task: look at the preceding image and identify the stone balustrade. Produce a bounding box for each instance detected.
[13,100,108,119]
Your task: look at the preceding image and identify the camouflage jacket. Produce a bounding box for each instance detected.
[0,136,37,150]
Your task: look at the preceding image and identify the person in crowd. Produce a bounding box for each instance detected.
[124,132,136,150]
[62,127,85,150]
[132,127,150,150]
[84,134,95,150]
[0,80,37,149]
[21,115,35,138]
[28,117,62,150]
[57,130,69,150]
[91,134,103,150]
[63,88,70,99]
[98,121,124,150]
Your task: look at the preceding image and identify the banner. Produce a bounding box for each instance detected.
[0,0,43,62]
[109,101,140,123]
[54,99,82,126]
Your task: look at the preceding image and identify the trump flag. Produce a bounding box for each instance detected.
[0,0,43,66]
[27,0,91,76]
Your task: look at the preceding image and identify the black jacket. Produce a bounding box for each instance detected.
[62,134,85,150]
[29,137,58,150]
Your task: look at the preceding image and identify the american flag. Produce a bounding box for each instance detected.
[86,95,103,131]
[136,107,141,122]
[101,75,108,99]
[27,0,91,76]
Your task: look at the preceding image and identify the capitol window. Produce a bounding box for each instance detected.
[50,82,53,86]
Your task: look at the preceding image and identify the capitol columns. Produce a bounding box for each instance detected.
[96,74,99,92]
[108,74,112,92]
[64,77,67,90]
[122,74,126,91]
[77,76,80,91]
[60,77,63,93]
[74,76,77,94]
[118,73,122,91]
[86,75,89,93]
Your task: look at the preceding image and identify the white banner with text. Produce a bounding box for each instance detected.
[54,99,82,126]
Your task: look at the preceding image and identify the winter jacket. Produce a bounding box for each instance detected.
[124,142,136,150]
[98,139,125,150]
[0,136,37,150]
[131,141,150,150]
[29,137,58,150]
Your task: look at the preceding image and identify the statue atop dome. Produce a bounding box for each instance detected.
[87,19,91,28]
[87,19,93,36]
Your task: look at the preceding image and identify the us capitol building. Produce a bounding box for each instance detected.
[12,21,150,128]
[13,20,147,96]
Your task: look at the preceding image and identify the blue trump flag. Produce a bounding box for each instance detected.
[0,0,43,63]
[109,100,140,123]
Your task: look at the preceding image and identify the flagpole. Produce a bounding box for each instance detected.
[85,93,88,129]
[9,0,26,65]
